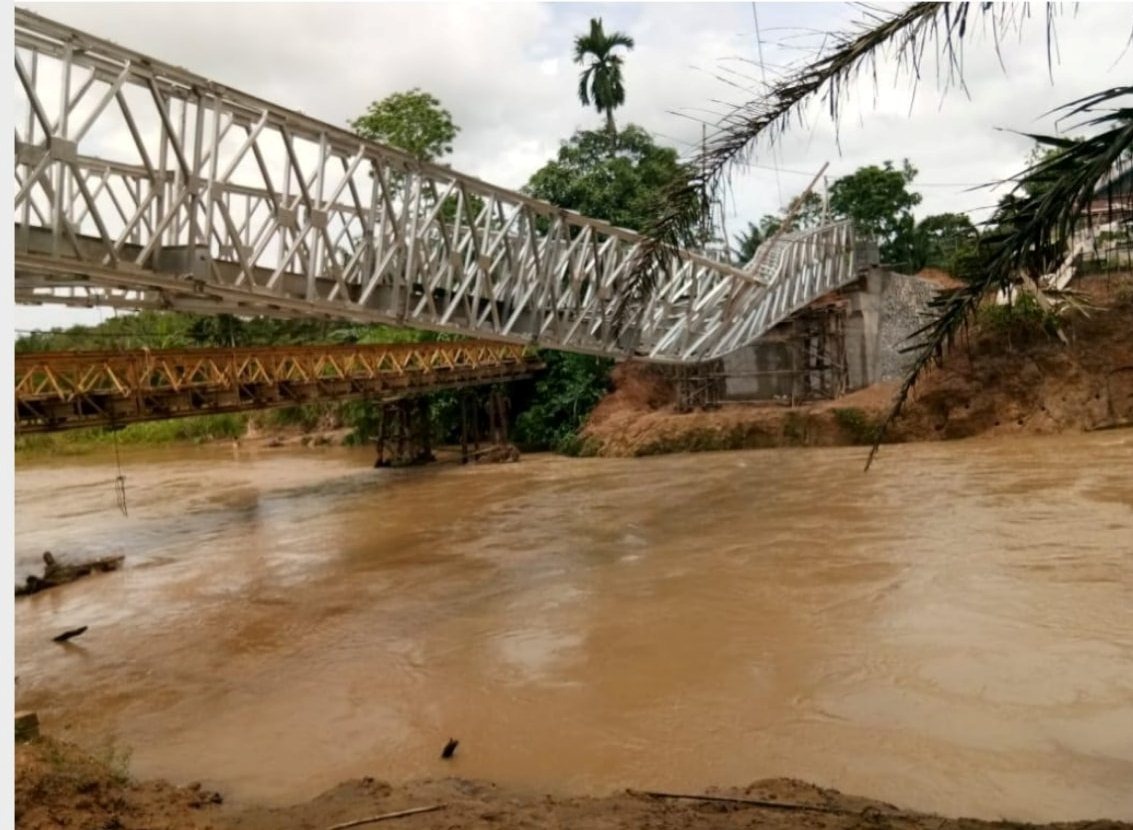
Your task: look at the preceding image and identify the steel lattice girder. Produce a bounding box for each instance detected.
[13,9,869,363]
[15,340,541,432]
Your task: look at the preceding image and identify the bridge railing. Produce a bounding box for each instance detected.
[15,340,541,432]
[13,9,866,363]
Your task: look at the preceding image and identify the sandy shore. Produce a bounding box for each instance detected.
[17,736,1132,830]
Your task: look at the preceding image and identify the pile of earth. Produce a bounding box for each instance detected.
[578,274,1133,457]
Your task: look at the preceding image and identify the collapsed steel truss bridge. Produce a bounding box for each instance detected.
[13,9,869,364]
[15,340,540,433]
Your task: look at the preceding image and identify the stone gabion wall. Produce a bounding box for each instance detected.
[877,274,941,382]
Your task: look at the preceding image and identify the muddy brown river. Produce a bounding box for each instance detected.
[13,433,1133,820]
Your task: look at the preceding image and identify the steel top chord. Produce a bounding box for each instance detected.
[14,8,868,363]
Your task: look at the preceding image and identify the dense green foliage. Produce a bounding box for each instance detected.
[348,88,479,226]
[14,311,413,353]
[733,214,783,263]
[574,17,635,135]
[512,352,612,453]
[526,126,688,233]
[350,89,459,162]
[913,212,979,273]
[827,160,922,270]
[733,222,764,264]
[978,292,1062,343]
[758,190,828,232]
[15,413,250,455]
[518,121,688,450]
[736,163,988,276]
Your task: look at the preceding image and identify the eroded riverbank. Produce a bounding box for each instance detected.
[18,736,1133,830]
[13,434,1133,821]
[580,284,1133,457]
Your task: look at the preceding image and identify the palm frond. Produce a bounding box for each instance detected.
[610,1,1133,473]
[578,68,593,107]
[607,32,635,50]
[617,2,1063,329]
[865,88,1133,468]
[575,17,634,63]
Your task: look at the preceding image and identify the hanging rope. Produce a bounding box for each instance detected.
[111,424,128,517]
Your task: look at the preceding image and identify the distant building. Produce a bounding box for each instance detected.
[1086,163,1133,221]
[1072,163,1132,274]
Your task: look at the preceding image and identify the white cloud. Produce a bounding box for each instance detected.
[15,1,1133,330]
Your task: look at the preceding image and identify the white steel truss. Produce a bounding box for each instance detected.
[13,9,871,363]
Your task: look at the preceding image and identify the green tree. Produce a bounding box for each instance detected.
[350,88,459,162]
[757,214,783,239]
[519,124,686,451]
[733,213,786,263]
[733,221,764,263]
[188,314,246,347]
[624,3,1131,458]
[574,17,635,136]
[886,213,927,273]
[916,212,979,273]
[736,187,838,265]
[827,160,923,270]
[790,191,826,230]
[349,88,477,228]
[525,125,689,233]
[513,351,612,453]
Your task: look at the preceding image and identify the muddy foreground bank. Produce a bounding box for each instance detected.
[16,736,1132,830]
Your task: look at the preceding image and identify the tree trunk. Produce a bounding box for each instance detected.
[605,109,616,137]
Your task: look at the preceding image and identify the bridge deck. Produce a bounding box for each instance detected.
[15,341,541,433]
[14,10,867,363]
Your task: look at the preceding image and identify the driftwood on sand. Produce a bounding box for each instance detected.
[16,551,124,597]
[627,789,850,814]
[326,805,446,830]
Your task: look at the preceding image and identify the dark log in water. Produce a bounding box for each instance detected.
[16,551,124,597]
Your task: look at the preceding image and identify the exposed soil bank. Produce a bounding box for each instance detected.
[580,277,1133,457]
[17,737,1131,830]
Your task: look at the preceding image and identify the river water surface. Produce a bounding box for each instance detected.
[13,434,1133,820]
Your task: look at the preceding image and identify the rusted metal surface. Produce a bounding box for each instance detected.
[15,340,542,433]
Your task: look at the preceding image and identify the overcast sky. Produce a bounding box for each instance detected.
[14,1,1133,331]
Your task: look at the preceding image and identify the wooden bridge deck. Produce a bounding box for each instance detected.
[15,340,542,433]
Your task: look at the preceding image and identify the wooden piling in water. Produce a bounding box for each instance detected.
[460,394,469,464]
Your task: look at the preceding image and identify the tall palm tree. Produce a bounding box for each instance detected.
[574,18,635,136]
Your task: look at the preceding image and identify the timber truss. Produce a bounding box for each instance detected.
[15,340,540,433]
[14,9,868,363]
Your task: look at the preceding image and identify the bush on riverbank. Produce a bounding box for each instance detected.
[579,276,1133,457]
[15,414,250,455]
